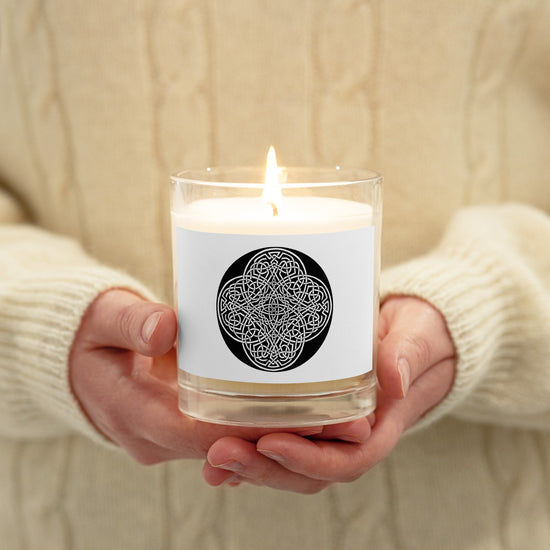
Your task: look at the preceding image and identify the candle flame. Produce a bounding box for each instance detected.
[263,146,282,216]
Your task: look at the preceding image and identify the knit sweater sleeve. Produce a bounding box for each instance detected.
[0,190,156,444]
[381,202,550,432]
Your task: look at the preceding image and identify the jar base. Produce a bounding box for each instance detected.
[178,378,377,427]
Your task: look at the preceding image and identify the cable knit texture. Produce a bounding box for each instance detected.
[1,1,550,549]
[0,225,156,445]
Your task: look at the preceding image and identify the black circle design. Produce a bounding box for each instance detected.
[216,247,333,372]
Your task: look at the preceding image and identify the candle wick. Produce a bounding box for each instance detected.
[268,201,278,216]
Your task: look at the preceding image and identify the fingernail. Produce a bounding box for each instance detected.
[142,312,162,343]
[257,449,286,463]
[212,460,244,473]
[296,427,323,437]
[397,357,410,397]
[338,434,364,444]
[224,474,243,487]
[367,413,376,427]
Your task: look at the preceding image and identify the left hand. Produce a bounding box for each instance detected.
[202,296,456,493]
[69,289,365,465]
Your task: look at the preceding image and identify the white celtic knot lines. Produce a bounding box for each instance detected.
[217,248,333,371]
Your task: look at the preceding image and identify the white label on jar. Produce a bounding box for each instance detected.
[176,226,375,383]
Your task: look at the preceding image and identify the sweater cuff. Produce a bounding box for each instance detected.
[0,264,156,448]
[380,246,513,432]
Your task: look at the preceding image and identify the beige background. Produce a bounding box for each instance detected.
[2,0,550,304]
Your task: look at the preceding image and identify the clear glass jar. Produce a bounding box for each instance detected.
[170,166,382,427]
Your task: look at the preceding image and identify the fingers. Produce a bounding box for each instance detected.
[204,437,330,494]
[313,417,372,443]
[201,419,373,492]
[253,434,377,483]
[81,289,177,356]
[205,430,380,489]
[229,358,455,487]
[377,296,455,399]
[375,357,456,433]
[202,419,373,491]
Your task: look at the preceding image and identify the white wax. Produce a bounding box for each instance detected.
[171,196,373,234]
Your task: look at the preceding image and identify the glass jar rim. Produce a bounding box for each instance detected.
[170,166,382,189]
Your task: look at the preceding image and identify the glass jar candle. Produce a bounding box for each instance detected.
[170,153,382,427]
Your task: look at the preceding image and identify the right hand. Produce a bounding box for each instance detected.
[202,296,455,493]
[69,289,371,468]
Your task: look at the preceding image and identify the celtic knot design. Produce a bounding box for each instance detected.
[217,247,333,372]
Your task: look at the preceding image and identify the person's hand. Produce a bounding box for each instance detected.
[202,296,456,493]
[69,289,371,465]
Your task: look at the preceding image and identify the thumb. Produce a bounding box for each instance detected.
[377,297,455,400]
[81,289,177,356]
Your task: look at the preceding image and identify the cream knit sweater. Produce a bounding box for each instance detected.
[1,1,550,548]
